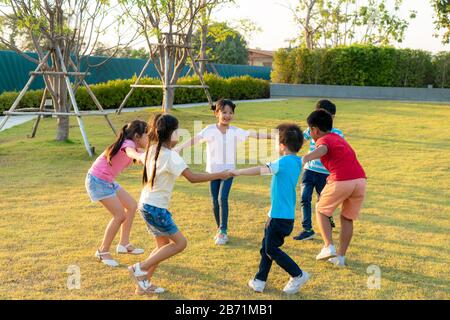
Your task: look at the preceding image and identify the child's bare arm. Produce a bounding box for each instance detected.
[231,166,271,176]
[303,145,328,164]
[125,147,145,164]
[174,135,203,153]
[181,168,232,183]
[248,131,274,139]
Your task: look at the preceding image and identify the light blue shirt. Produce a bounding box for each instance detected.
[303,127,344,174]
[266,155,302,219]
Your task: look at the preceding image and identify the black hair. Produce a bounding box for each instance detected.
[211,98,236,113]
[316,99,336,115]
[307,109,333,132]
[142,113,179,188]
[105,120,148,165]
[276,123,304,153]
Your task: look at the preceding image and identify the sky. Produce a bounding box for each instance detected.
[211,0,450,53]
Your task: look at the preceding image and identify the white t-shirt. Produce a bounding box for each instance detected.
[198,124,250,173]
[139,145,188,209]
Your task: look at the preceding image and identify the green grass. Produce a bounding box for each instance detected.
[0,98,449,300]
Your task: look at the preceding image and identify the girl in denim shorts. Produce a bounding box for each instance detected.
[127,113,232,295]
[85,120,148,267]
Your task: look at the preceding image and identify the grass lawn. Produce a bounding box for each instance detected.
[0,98,449,300]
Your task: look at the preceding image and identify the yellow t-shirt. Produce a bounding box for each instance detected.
[139,145,188,209]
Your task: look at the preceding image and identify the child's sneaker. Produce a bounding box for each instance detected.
[248,279,266,293]
[293,230,315,241]
[328,255,346,267]
[316,244,337,260]
[215,232,228,245]
[329,217,336,228]
[283,271,310,294]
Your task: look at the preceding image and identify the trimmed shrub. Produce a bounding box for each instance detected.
[271,45,437,88]
[0,74,269,113]
[433,52,450,88]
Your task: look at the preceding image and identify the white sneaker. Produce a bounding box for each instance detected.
[283,271,310,294]
[316,244,337,260]
[328,255,346,267]
[215,233,228,245]
[116,244,145,255]
[95,250,119,267]
[248,279,266,293]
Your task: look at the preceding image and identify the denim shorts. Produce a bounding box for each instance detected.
[85,172,121,202]
[139,203,179,237]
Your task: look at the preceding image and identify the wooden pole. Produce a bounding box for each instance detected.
[56,46,93,158]
[187,48,213,107]
[116,58,153,115]
[68,58,116,135]
[29,87,49,138]
[163,36,170,113]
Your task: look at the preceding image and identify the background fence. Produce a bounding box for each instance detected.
[270,83,450,102]
[0,50,272,93]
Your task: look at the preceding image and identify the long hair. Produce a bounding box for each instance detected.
[142,113,179,188]
[105,120,148,165]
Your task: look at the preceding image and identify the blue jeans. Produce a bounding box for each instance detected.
[209,178,233,233]
[301,169,328,230]
[255,218,302,282]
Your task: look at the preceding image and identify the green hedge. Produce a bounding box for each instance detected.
[0,74,270,113]
[271,45,445,88]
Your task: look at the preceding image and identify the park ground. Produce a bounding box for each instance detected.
[0,98,449,300]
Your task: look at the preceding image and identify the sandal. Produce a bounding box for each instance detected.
[116,243,144,255]
[135,283,165,295]
[95,250,119,267]
[128,263,164,294]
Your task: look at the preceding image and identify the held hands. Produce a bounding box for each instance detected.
[218,170,240,180]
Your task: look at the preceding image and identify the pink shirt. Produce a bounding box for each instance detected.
[89,139,137,182]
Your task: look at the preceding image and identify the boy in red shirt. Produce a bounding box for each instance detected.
[302,109,366,267]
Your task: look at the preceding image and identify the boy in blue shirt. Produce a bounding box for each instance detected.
[231,123,310,294]
[293,100,344,241]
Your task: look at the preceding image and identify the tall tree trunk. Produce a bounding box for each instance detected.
[199,23,208,75]
[56,74,69,141]
[162,87,176,113]
[52,50,70,141]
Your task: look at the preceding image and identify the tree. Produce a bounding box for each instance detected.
[0,0,132,141]
[289,0,416,49]
[121,0,217,112]
[192,22,249,65]
[432,0,450,44]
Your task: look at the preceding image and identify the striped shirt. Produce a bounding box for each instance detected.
[304,127,344,174]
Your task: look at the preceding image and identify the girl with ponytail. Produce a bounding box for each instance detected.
[85,120,148,267]
[128,113,233,295]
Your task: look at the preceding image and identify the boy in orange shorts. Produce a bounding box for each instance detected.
[302,109,366,267]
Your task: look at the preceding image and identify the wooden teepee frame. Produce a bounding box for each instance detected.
[116,33,213,115]
[0,45,116,157]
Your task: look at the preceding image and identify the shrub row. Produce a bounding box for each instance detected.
[0,74,270,113]
[271,45,450,88]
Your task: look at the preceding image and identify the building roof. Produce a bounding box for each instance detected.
[248,49,274,57]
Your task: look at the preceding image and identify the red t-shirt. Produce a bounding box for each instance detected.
[315,133,366,182]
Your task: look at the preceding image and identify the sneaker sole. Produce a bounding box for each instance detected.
[316,253,337,261]
[283,273,310,294]
[248,281,264,293]
[293,234,315,241]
